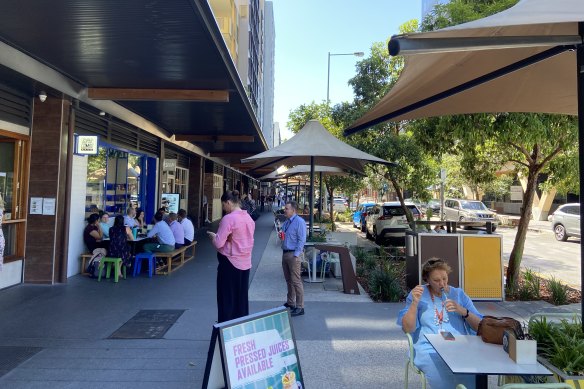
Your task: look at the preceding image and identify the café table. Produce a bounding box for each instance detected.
[425,334,551,389]
[303,239,340,283]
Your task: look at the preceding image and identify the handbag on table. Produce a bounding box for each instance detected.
[477,316,524,345]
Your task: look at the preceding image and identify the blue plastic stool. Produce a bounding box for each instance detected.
[133,253,155,277]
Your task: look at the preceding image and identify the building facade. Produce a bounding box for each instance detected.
[262,1,275,148]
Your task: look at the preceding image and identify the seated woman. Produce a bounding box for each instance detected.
[108,215,134,275]
[135,208,146,230]
[99,212,111,239]
[397,258,483,389]
[84,213,108,253]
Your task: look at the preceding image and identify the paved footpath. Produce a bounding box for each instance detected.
[0,213,580,388]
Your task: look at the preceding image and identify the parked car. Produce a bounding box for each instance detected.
[352,202,376,232]
[426,199,441,214]
[332,198,347,212]
[442,198,497,231]
[365,202,422,245]
[551,203,580,241]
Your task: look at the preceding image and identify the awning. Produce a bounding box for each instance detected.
[0,0,267,161]
[345,0,583,135]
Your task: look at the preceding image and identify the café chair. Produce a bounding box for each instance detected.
[98,257,126,282]
[405,333,427,389]
[321,252,341,290]
[133,252,156,278]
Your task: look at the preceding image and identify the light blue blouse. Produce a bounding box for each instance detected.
[397,285,483,389]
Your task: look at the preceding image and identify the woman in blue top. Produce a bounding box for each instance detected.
[397,258,483,389]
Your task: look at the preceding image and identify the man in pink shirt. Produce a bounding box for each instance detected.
[207,190,255,322]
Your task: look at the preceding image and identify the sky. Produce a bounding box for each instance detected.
[271,0,422,140]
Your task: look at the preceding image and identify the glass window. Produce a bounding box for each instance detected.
[85,146,145,218]
[0,134,27,261]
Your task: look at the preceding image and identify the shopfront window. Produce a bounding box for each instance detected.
[85,146,145,218]
[0,133,28,260]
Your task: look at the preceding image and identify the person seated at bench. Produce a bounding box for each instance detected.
[178,209,195,246]
[98,211,111,239]
[109,215,134,277]
[124,206,138,228]
[143,212,175,254]
[167,212,184,249]
[84,213,108,253]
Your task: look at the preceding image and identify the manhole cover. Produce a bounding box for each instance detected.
[109,309,185,339]
[0,346,43,377]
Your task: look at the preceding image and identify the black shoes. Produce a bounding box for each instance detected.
[291,307,305,317]
[283,302,295,309]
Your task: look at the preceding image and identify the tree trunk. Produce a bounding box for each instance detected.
[387,172,415,228]
[506,166,539,290]
[327,185,335,230]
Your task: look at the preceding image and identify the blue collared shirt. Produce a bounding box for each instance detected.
[281,214,306,257]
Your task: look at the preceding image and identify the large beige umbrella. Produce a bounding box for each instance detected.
[343,0,584,317]
[345,0,582,133]
[243,120,393,235]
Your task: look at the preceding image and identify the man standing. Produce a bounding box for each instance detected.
[281,201,306,317]
[177,209,195,245]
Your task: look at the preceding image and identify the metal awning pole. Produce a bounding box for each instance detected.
[309,156,315,238]
[577,22,584,327]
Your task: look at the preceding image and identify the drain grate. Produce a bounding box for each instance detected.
[108,309,185,339]
[0,346,43,378]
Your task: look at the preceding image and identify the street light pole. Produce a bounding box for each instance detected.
[326,51,365,104]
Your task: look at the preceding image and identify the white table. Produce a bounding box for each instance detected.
[303,240,340,283]
[425,334,551,389]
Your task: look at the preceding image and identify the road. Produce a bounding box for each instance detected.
[497,227,581,290]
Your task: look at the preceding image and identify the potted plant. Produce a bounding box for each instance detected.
[528,315,584,385]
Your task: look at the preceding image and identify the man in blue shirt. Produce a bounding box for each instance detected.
[281,201,306,316]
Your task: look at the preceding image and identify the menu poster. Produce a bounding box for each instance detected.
[42,198,56,215]
[161,193,180,214]
[30,197,43,215]
[202,307,304,389]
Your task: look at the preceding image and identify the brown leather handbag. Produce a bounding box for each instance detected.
[477,316,524,345]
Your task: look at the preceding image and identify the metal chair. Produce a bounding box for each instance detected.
[405,332,427,389]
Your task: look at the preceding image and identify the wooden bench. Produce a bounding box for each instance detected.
[80,253,93,275]
[152,241,197,275]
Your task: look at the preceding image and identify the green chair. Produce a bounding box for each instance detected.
[98,257,126,282]
[405,332,427,389]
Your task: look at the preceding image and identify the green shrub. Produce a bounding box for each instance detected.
[363,255,378,273]
[368,268,405,302]
[529,316,584,376]
[335,210,353,222]
[523,268,541,299]
[353,247,369,265]
[548,276,569,305]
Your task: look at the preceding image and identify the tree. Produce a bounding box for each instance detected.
[416,0,579,289]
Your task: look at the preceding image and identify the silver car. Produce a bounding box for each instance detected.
[551,203,581,241]
[443,198,497,231]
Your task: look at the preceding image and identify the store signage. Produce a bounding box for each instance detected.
[510,185,523,201]
[163,159,177,171]
[74,135,99,155]
[202,307,304,389]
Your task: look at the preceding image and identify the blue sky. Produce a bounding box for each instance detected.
[272,0,421,139]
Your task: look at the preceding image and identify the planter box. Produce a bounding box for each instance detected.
[538,356,584,386]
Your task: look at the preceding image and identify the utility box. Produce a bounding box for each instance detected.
[405,231,503,300]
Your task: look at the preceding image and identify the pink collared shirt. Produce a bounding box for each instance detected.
[212,209,255,270]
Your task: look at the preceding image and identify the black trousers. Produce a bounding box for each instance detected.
[216,253,250,323]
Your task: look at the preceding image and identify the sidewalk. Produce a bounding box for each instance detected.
[0,212,579,388]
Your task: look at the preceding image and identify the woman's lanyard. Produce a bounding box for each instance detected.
[430,291,449,328]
